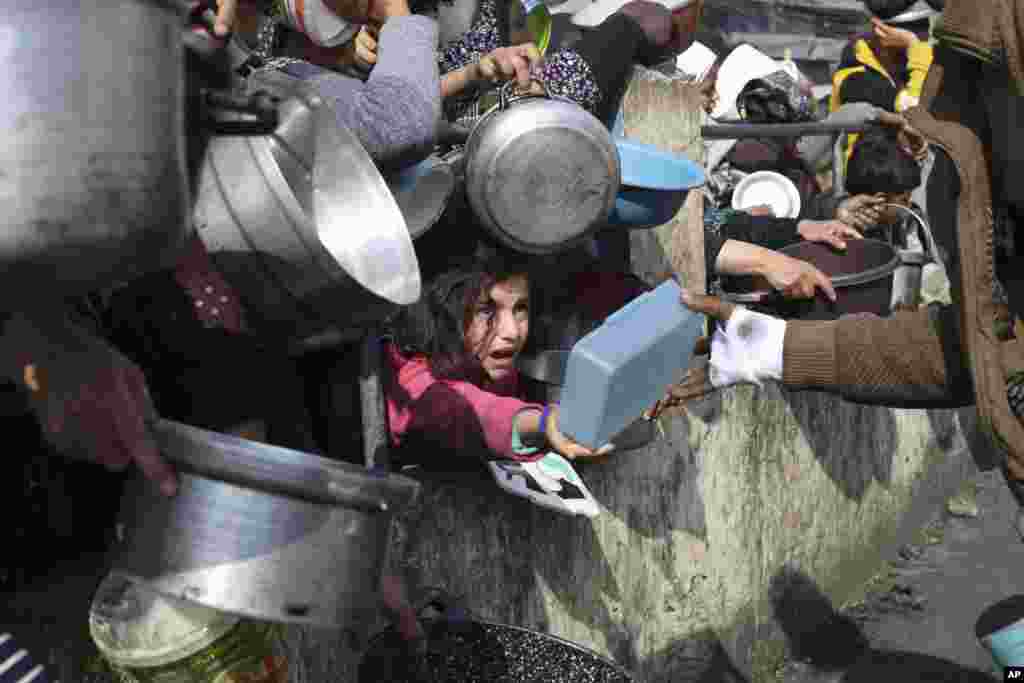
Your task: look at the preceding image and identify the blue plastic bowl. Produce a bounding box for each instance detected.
[605,109,706,229]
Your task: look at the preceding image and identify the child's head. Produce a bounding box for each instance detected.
[390,243,534,385]
[845,127,922,205]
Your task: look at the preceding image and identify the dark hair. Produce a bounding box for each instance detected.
[845,127,922,196]
[388,242,533,384]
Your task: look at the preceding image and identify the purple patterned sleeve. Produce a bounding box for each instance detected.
[537,48,603,115]
[437,0,502,73]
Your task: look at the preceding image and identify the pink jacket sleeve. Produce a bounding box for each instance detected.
[385,345,545,461]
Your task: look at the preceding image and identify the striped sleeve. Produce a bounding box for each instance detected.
[0,634,50,683]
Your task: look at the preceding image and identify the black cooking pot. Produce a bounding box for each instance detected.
[721,238,900,321]
[359,596,636,683]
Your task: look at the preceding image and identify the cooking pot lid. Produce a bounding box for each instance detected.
[89,573,239,669]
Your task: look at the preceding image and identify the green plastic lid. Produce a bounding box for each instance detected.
[89,573,240,669]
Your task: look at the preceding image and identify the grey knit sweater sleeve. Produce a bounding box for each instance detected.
[305,15,441,170]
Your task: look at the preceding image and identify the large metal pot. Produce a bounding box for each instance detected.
[193,83,421,341]
[359,594,636,682]
[0,0,191,305]
[110,419,421,630]
[463,80,621,255]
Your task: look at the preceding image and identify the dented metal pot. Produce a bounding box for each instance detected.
[111,419,421,630]
[0,0,192,305]
[463,80,621,255]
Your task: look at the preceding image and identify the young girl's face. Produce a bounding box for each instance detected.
[464,274,530,383]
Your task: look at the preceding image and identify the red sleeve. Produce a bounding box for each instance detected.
[386,345,544,461]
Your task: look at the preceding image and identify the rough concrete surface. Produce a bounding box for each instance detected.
[779,468,1024,682]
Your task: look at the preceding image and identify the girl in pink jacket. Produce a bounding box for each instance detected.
[385,247,645,464]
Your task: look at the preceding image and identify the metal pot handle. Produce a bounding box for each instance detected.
[497,78,554,110]
[882,203,946,279]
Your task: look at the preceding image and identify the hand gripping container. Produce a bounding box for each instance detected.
[557,278,705,448]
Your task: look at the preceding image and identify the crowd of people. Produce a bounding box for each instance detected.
[1,0,1022,676]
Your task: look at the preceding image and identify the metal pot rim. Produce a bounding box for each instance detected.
[150,419,420,511]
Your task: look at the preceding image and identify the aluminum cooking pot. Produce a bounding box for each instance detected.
[463,80,621,255]
[0,0,191,306]
[193,80,421,342]
[110,419,421,630]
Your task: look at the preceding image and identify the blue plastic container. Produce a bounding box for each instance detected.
[977,596,1024,667]
[557,278,705,449]
[605,109,706,229]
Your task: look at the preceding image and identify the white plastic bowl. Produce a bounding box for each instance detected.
[731,171,802,219]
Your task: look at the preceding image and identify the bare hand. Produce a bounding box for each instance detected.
[643,290,735,419]
[477,43,544,89]
[354,25,378,71]
[544,404,607,461]
[746,204,775,217]
[871,18,918,51]
[797,219,863,250]
[762,252,837,301]
[877,110,929,161]
[213,0,238,36]
[836,194,886,230]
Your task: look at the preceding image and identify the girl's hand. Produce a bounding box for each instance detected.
[475,43,544,89]
[544,404,612,461]
[760,251,837,302]
[797,219,864,250]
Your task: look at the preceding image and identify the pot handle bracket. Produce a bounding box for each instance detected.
[496,77,571,110]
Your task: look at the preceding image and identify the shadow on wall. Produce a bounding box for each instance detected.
[769,563,994,682]
[780,390,898,502]
[640,629,749,683]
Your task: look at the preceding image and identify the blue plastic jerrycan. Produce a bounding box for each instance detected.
[557,278,705,449]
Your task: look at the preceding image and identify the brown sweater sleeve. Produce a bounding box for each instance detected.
[782,304,975,408]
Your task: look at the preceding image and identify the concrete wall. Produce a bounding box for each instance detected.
[282,68,979,682]
[283,390,976,682]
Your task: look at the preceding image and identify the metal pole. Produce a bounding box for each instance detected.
[700,122,876,138]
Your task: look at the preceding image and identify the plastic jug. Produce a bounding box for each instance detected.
[557,278,705,448]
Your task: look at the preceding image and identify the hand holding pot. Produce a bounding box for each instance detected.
[0,312,176,497]
[476,43,544,89]
[353,25,379,71]
[761,251,837,302]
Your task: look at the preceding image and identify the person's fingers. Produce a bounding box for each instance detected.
[693,334,711,356]
[680,288,736,322]
[356,43,377,66]
[839,225,864,240]
[815,271,837,302]
[521,43,543,70]
[666,366,713,401]
[214,0,238,37]
[478,55,497,81]
[510,53,531,88]
[115,372,177,496]
[360,29,378,51]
